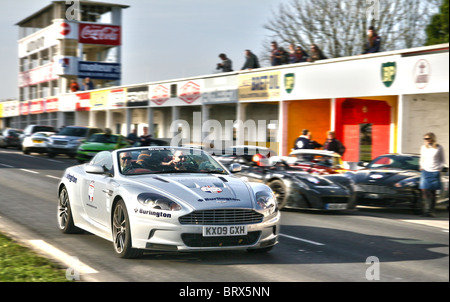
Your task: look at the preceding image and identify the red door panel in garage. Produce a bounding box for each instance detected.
[339,99,391,162]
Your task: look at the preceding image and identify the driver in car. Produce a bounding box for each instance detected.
[120,151,139,174]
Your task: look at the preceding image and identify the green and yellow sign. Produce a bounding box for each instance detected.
[381,62,396,87]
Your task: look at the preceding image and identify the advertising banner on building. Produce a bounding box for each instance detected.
[76,92,91,111]
[79,23,121,46]
[30,99,44,114]
[78,61,121,80]
[203,75,238,104]
[126,86,149,107]
[59,94,77,112]
[18,21,78,58]
[19,62,59,88]
[90,90,109,110]
[238,71,281,101]
[20,101,29,115]
[2,101,20,117]
[109,88,127,108]
[149,80,203,107]
[45,98,59,112]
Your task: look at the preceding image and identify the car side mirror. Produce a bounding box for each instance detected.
[85,164,105,174]
[229,163,242,173]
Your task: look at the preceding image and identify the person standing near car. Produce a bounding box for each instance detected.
[323,131,345,156]
[419,132,446,217]
[294,129,322,150]
[139,126,152,146]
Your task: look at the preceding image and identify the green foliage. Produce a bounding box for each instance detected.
[426,0,449,45]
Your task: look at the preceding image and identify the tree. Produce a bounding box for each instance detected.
[426,0,449,45]
[262,0,440,62]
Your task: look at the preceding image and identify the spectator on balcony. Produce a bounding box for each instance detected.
[69,79,80,92]
[362,26,381,54]
[241,50,260,70]
[307,44,327,62]
[289,44,309,63]
[81,77,94,91]
[217,53,233,72]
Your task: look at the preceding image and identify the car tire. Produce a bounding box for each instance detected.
[112,200,143,259]
[57,187,82,234]
[23,148,30,155]
[269,180,288,209]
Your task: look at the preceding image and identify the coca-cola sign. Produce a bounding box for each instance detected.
[79,23,121,46]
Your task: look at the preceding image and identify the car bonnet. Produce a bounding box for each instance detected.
[127,174,255,210]
[356,169,419,185]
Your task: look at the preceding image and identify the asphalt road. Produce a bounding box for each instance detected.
[0,148,448,283]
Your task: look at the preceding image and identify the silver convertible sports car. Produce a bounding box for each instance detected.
[57,147,280,258]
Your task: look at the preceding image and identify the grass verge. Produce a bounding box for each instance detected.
[0,233,70,282]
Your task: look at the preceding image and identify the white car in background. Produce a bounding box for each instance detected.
[22,131,55,155]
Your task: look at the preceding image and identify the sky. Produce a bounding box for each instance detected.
[0,0,290,100]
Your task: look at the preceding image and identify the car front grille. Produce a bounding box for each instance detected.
[356,184,396,194]
[53,140,68,145]
[181,231,261,247]
[179,209,264,225]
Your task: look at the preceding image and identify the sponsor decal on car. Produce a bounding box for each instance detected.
[65,173,78,183]
[201,186,223,193]
[203,197,241,203]
[134,208,172,218]
[88,181,95,202]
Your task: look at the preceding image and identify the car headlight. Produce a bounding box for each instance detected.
[305,176,320,185]
[255,191,278,215]
[137,193,182,211]
[69,138,81,145]
[394,178,418,188]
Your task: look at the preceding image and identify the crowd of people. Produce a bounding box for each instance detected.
[217,26,381,72]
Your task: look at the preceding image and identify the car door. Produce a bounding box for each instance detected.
[238,165,266,183]
[82,151,116,227]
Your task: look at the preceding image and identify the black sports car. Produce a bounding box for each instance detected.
[346,154,449,211]
[230,156,356,211]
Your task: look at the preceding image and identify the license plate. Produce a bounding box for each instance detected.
[202,225,248,237]
[365,193,381,199]
[32,140,44,143]
[326,203,347,210]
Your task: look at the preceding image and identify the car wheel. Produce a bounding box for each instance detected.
[269,180,288,209]
[48,152,56,158]
[23,148,30,155]
[112,200,143,259]
[57,187,82,234]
